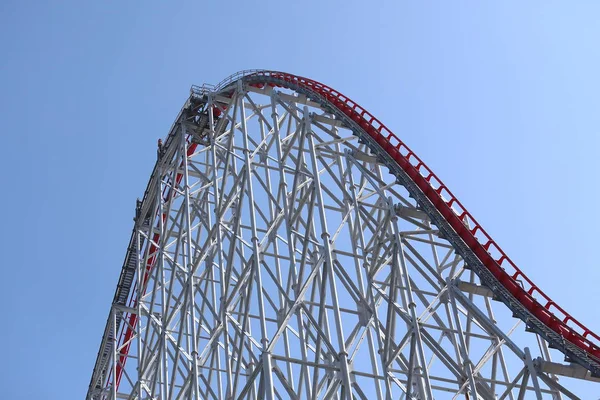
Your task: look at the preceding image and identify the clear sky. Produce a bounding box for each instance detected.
[1,1,599,398]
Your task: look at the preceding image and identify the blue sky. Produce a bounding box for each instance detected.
[1,1,600,398]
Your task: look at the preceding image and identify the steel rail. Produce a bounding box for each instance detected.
[96,70,600,397]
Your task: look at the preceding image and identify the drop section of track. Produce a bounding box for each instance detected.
[229,70,599,374]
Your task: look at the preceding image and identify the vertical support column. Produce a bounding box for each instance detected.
[390,212,434,399]
[345,151,388,400]
[157,160,170,400]
[270,91,314,398]
[238,83,275,400]
[181,124,201,399]
[448,284,480,398]
[304,106,354,400]
[536,336,563,399]
[524,347,543,400]
[258,106,294,389]
[208,95,233,399]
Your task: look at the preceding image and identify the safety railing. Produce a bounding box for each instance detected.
[191,69,265,97]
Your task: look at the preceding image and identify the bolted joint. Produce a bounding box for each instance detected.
[357,302,372,327]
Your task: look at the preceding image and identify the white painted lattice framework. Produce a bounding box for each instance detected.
[87,74,598,399]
